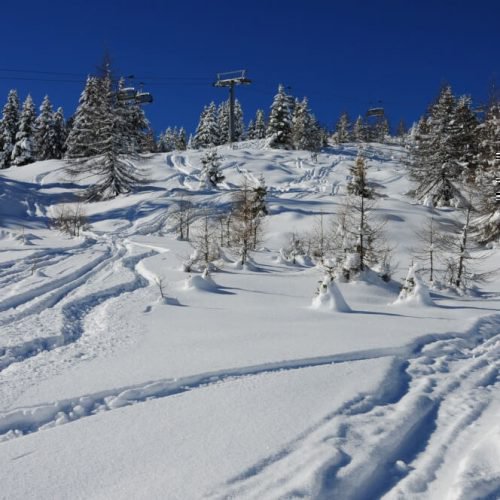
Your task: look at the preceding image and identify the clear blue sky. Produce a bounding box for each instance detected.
[1,0,498,135]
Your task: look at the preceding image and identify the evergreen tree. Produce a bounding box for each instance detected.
[266,84,293,148]
[200,149,224,188]
[0,89,20,168]
[35,95,57,160]
[159,127,175,152]
[176,127,187,150]
[291,97,319,150]
[193,102,219,149]
[53,107,67,159]
[474,99,500,243]
[451,96,479,184]
[347,154,374,198]
[410,85,470,207]
[333,156,387,279]
[66,70,144,200]
[11,95,37,166]
[352,115,367,142]
[217,101,229,145]
[65,76,102,159]
[334,112,351,143]
[246,119,255,139]
[253,109,267,139]
[234,99,244,141]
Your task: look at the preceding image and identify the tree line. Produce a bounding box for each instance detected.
[0,91,67,168]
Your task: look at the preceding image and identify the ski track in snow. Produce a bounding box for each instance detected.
[0,238,157,374]
[1,311,499,500]
[206,314,500,500]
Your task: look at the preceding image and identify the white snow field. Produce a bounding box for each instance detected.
[0,142,499,500]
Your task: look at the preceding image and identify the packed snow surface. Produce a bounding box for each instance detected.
[0,142,499,499]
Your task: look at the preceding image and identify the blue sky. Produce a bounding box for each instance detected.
[1,0,498,135]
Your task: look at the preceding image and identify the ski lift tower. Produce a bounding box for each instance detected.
[213,70,252,145]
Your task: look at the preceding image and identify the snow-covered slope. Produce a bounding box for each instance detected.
[0,143,499,499]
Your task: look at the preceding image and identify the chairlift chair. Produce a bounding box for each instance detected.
[135,92,153,104]
[117,87,137,101]
[366,107,385,118]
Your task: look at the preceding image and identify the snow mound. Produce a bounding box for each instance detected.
[393,266,435,307]
[184,269,219,292]
[311,278,351,312]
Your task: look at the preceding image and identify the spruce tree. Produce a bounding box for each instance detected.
[474,99,500,243]
[193,102,219,149]
[35,95,57,160]
[217,101,230,145]
[352,115,366,142]
[66,70,144,200]
[53,107,67,159]
[334,112,351,143]
[0,89,20,168]
[176,127,187,150]
[450,96,479,184]
[200,149,224,188]
[65,77,102,159]
[11,95,37,166]
[253,109,267,139]
[234,99,244,141]
[410,85,471,207]
[246,119,255,139]
[266,84,293,148]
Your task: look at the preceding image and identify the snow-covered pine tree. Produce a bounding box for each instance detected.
[253,109,267,139]
[159,127,175,152]
[474,98,500,244]
[450,95,479,184]
[347,154,374,198]
[333,155,387,279]
[11,95,37,166]
[65,76,102,159]
[266,84,293,148]
[352,115,367,142]
[35,95,57,160]
[234,99,244,141]
[200,149,224,188]
[53,107,67,159]
[334,112,351,143]
[246,119,255,140]
[410,85,466,207]
[0,89,20,168]
[217,101,229,145]
[66,70,144,200]
[375,116,390,143]
[291,97,321,151]
[176,127,187,150]
[193,102,219,149]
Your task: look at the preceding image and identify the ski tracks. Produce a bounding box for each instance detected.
[0,238,158,405]
[206,314,500,500]
[1,313,499,500]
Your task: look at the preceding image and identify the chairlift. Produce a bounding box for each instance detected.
[135,92,153,104]
[117,87,137,101]
[366,107,385,118]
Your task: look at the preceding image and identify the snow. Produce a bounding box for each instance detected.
[0,142,499,499]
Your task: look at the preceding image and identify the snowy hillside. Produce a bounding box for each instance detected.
[0,143,499,499]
